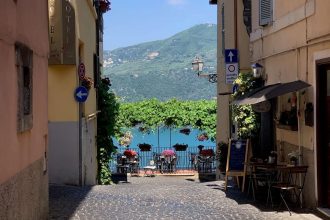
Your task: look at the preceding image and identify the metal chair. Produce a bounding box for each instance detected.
[271,166,308,215]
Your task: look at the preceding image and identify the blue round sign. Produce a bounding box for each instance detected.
[74,86,89,103]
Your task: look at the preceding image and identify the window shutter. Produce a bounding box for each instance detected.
[259,0,272,26]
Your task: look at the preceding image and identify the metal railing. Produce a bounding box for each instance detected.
[109,146,217,174]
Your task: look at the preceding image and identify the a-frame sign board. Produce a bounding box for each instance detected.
[224,139,249,192]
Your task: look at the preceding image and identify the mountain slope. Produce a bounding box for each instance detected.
[103,24,217,102]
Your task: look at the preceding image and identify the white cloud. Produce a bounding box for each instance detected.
[167,0,186,6]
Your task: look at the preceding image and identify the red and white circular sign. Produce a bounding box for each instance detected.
[78,62,85,79]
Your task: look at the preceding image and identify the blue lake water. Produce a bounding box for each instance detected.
[111,127,216,171]
[112,127,216,150]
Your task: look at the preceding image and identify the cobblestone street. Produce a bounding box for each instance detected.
[49,175,322,220]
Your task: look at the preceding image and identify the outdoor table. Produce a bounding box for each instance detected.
[271,165,308,215]
[246,162,308,214]
[245,162,286,203]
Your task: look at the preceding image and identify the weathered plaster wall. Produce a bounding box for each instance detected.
[0,0,49,218]
[0,158,48,219]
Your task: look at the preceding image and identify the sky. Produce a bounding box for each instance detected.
[103,0,217,50]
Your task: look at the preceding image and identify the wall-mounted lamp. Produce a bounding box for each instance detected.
[251,62,263,78]
[192,57,217,83]
[191,57,204,75]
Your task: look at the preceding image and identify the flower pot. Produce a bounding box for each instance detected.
[138,144,151,151]
[173,144,188,151]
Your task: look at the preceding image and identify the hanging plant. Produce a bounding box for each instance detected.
[138,143,152,151]
[81,76,94,90]
[179,128,191,135]
[173,143,188,151]
[99,0,111,13]
[197,133,209,141]
[232,73,262,138]
[118,131,133,147]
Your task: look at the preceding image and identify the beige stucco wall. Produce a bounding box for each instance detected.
[217,0,251,143]
[0,0,49,218]
[250,0,330,208]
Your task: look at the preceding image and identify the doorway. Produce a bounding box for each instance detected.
[316,62,330,207]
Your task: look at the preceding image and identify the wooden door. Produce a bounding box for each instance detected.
[326,70,330,207]
[317,64,330,207]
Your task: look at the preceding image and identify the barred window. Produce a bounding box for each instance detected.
[16,43,33,132]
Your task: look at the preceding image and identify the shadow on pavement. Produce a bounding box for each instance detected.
[199,179,321,217]
[49,184,92,219]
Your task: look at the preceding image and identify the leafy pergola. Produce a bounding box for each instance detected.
[115,98,217,141]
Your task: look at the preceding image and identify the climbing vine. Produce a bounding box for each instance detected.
[232,72,263,138]
[97,78,120,184]
[115,98,217,141]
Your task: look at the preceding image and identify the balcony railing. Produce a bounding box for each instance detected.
[109,145,217,174]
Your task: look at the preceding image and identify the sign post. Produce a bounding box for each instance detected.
[225,49,239,84]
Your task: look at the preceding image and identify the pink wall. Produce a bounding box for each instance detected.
[0,0,49,183]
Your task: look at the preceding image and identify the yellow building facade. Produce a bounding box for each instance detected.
[48,0,99,186]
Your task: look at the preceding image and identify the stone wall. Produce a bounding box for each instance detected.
[0,158,48,220]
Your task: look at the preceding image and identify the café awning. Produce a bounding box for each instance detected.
[232,80,311,105]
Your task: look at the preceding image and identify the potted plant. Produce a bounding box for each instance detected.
[81,76,94,90]
[172,143,188,151]
[288,151,299,166]
[197,133,209,141]
[216,142,228,172]
[99,0,111,13]
[123,149,137,158]
[200,149,215,157]
[161,149,175,157]
[138,143,152,151]
[179,128,191,135]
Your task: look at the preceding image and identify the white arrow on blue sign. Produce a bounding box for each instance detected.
[225,49,238,63]
[74,86,89,103]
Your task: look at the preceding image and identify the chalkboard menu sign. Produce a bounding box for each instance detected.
[224,139,249,192]
[228,140,247,171]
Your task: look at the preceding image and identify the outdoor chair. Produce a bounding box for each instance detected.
[143,160,156,177]
[271,166,308,215]
[190,153,198,170]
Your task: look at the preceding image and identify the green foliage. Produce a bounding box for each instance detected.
[115,98,217,141]
[103,24,217,102]
[232,73,262,139]
[97,79,120,185]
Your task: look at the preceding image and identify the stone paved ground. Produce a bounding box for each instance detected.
[49,175,323,220]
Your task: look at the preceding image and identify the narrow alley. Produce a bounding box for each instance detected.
[49,176,321,220]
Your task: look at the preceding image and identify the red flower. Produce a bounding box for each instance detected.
[200,149,215,157]
[123,149,137,158]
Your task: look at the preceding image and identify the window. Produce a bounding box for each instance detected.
[16,43,33,132]
[259,0,272,26]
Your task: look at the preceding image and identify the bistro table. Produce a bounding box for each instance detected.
[246,162,308,214]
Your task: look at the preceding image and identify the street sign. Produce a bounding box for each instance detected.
[225,49,239,84]
[225,49,238,63]
[74,86,88,103]
[78,62,85,80]
[225,63,238,84]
